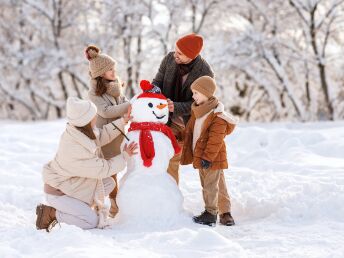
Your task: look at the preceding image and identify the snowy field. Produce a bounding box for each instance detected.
[0,120,344,258]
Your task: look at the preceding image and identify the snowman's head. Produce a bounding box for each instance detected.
[131,80,169,124]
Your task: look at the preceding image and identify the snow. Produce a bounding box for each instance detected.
[1,120,344,258]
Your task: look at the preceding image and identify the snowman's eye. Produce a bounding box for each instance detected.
[148,103,153,108]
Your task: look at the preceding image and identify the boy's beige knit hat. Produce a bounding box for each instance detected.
[190,76,217,98]
[85,45,116,78]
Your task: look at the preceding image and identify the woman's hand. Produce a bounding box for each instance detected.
[123,104,133,124]
[123,142,138,157]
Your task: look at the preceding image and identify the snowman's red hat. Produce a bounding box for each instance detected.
[137,80,167,100]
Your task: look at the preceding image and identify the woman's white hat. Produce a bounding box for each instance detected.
[66,97,97,127]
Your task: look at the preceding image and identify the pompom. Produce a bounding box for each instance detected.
[140,80,153,91]
[85,45,100,60]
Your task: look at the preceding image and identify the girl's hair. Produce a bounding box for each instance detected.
[75,122,96,140]
[95,77,108,96]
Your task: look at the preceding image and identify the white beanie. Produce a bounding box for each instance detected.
[66,97,97,127]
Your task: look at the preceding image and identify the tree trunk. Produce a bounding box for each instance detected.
[309,7,334,120]
[134,34,142,89]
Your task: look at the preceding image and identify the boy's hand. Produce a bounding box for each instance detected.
[201,159,211,169]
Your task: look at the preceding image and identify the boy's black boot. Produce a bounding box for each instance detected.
[192,210,217,227]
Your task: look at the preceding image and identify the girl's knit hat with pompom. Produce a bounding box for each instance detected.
[85,45,116,78]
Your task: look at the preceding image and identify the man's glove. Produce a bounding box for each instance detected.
[201,159,211,169]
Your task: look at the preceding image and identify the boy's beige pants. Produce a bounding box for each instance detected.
[198,168,231,216]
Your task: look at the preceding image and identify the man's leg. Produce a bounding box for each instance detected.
[167,121,184,185]
[108,175,119,217]
[167,149,182,184]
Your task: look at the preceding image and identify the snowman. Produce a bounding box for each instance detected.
[116,80,184,226]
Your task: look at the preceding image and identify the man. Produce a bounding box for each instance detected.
[152,33,234,226]
[152,33,214,184]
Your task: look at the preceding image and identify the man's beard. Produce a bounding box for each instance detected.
[175,58,190,65]
[175,58,182,64]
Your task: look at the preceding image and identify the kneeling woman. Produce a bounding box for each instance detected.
[36,97,137,231]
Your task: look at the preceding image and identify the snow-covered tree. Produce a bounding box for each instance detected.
[0,0,343,121]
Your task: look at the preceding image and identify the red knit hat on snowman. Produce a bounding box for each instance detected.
[137,80,166,100]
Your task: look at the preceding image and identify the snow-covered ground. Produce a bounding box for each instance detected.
[0,120,344,258]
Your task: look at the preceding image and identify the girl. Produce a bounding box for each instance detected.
[35,97,137,231]
[86,45,130,218]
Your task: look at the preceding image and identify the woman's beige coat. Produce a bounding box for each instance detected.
[42,119,126,205]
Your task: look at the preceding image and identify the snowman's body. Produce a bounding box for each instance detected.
[116,81,184,225]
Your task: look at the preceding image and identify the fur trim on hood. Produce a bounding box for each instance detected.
[214,102,239,125]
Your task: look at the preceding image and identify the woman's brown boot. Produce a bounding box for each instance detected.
[36,204,58,232]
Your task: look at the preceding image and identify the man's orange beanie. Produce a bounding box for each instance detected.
[176,33,203,60]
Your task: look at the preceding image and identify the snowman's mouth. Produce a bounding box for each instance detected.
[152,111,166,120]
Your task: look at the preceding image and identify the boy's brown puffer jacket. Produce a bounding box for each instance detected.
[181,102,237,170]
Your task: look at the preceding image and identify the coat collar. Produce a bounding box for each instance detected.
[65,123,99,154]
[188,101,238,135]
[182,55,202,92]
[169,53,202,92]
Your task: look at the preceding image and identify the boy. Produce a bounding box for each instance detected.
[180,76,237,226]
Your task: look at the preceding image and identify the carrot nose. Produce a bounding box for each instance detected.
[157,104,167,110]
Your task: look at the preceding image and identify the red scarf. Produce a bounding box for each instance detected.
[128,122,181,167]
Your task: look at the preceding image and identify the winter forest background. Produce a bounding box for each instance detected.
[1,0,344,122]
